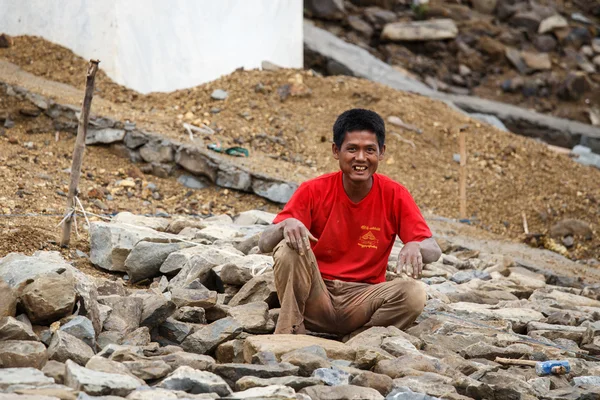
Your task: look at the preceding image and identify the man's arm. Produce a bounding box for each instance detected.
[419,237,442,264]
[258,218,318,254]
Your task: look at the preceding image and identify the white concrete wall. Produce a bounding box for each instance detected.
[0,0,303,93]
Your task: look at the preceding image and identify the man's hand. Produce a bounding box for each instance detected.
[282,218,318,256]
[397,241,423,279]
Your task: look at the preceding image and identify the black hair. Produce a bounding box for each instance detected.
[332,108,385,150]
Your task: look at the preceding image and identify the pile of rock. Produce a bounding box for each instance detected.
[1,209,600,399]
[305,0,600,124]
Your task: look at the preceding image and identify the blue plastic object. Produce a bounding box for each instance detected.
[535,360,571,376]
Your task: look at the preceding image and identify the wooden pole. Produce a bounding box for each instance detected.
[60,60,100,247]
[459,129,467,220]
[494,357,537,367]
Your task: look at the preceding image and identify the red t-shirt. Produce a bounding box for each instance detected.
[272,171,432,284]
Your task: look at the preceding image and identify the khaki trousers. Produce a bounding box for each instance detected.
[272,240,426,335]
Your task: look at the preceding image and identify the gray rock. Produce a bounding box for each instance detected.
[97,331,124,349]
[123,130,148,149]
[351,371,393,397]
[172,306,206,324]
[0,316,38,341]
[65,359,140,396]
[211,89,228,100]
[125,241,191,283]
[450,270,491,284]
[85,355,145,383]
[178,174,208,189]
[48,330,95,366]
[234,210,276,226]
[304,0,344,20]
[86,128,126,145]
[217,263,254,286]
[460,342,532,360]
[90,221,179,272]
[0,367,54,390]
[227,302,270,333]
[301,384,384,400]
[21,271,77,325]
[572,375,600,387]
[391,373,460,399]
[182,317,242,354]
[170,281,218,309]
[60,316,95,349]
[139,140,174,164]
[168,253,218,289]
[312,367,351,386]
[157,351,215,372]
[381,19,458,41]
[235,375,323,392]
[157,366,231,396]
[280,352,331,377]
[123,359,172,381]
[111,212,170,232]
[158,318,193,344]
[216,339,247,364]
[42,360,66,384]
[121,326,151,346]
[251,178,297,204]
[125,387,218,399]
[98,295,143,334]
[212,362,300,389]
[0,279,17,317]
[0,340,47,368]
[160,245,211,275]
[386,387,440,400]
[228,272,277,307]
[140,294,176,328]
[216,164,252,191]
[480,370,538,398]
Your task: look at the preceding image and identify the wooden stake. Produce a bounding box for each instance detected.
[60,60,100,247]
[522,211,529,235]
[459,129,467,219]
[495,357,537,367]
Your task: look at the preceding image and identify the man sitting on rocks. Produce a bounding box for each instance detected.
[258,108,442,335]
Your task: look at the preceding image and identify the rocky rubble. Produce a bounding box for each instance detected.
[305,0,600,126]
[1,210,600,399]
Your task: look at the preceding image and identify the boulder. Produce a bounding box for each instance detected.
[381,19,458,41]
[244,334,355,362]
[300,385,384,400]
[234,210,276,226]
[168,253,218,288]
[391,373,463,399]
[42,360,66,384]
[216,339,247,364]
[0,279,17,317]
[140,294,176,328]
[157,366,232,396]
[0,251,73,290]
[212,362,300,388]
[374,354,446,378]
[139,140,174,163]
[181,317,243,354]
[86,128,125,145]
[460,342,533,360]
[0,340,47,368]
[0,316,38,341]
[47,330,95,366]
[90,221,180,272]
[312,367,351,386]
[97,295,143,334]
[351,371,393,396]
[64,359,140,397]
[85,355,145,383]
[170,281,218,308]
[172,306,206,324]
[304,0,345,20]
[122,326,152,346]
[281,350,331,377]
[0,368,54,390]
[112,212,170,232]
[227,384,297,399]
[59,316,95,349]
[157,351,216,372]
[125,241,192,283]
[228,302,271,333]
[123,359,172,381]
[228,272,278,307]
[235,375,323,392]
[20,272,77,324]
[158,318,193,344]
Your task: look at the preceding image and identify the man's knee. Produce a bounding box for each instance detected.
[392,279,427,317]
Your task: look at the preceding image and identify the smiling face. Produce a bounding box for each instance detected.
[332,130,385,184]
